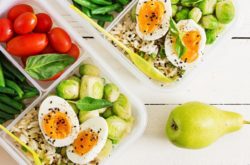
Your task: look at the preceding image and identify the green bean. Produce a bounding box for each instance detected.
[0,102,20,115]
[72,0,82,9]
[0,62,5,87]
[0,111,14,120]
[97,20,105,27]
[91,14,114,22]
[0,56,26,82]
[115,5,124,12]
[5,79,24,98]
[81,6,92,17]
[0,87,16,95]
[73,0,100,10]
[3,70,15,80]
[0,118,6,124]
[15,90,39,100]
[90,0,112,5]
[0,94,24,110]
[91,3,121,15]
[117,0,129,5]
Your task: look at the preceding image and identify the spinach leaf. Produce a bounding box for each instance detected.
[25,54,75,80]
[76,97,113,111]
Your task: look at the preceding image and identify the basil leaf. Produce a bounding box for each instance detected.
[169,18,179,35]
[25,54,75,80]
[76,97,113,111]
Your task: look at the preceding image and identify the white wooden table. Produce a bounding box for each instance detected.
[1,0,250,164]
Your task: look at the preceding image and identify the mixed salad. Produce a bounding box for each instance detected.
[12,63,134,165]
[110,0,235,86]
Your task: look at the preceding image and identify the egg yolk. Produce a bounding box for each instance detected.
[138,0,165,34]
[180,30,201,63]
[73,129,99,156]
[42,111,72,139]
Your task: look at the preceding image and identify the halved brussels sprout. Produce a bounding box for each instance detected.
[96,139,113,161]
[79,110,99,123]
[79,64,100,77]
[181,0,203,7]
[106,116,128,141]
[198,0,217,15]
[113,94,132,120]
[171,0,180,5]
[80,75,104,99]
[189,7,202,23]
[104,83,120,102]
[102,107,114,119]
[205,23,225,44]
[56,79,80,100]
[172,5,178,17]
[68,102,79,114]
[215,0,235,24]
[175,8,190,22]
[201,15,218,29]
[68,76,81,83]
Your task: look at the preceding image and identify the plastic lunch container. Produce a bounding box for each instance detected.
[56,0,241,92]
[0,0,147,164]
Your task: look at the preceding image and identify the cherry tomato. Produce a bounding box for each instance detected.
[48,27,72,53]
[42,71,63,81]
[0,18,14,42]
[7,4,34,21]
[7,33,48,57]
[41,44,56,54]
[66,43,80,60]
[34,13,52,33]
[14,12,37,34]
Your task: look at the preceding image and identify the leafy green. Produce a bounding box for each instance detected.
[75,97,113,111]
[25,54,75,80]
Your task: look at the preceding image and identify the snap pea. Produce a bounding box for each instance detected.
[0,102,20,115]
[5,79,24,98]
[0,94,24,110]
[90,0,112,5]
[0,87,15,95]
[97,20,105,27]
[73,0,100,10]
[0,111,14,120]
[91,3,121,15]
[91,14,114,22]
[0,62,5,87]
[81,6,92,17]
[117,0,129,5]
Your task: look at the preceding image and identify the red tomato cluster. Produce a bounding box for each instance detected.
[0,4,80,81]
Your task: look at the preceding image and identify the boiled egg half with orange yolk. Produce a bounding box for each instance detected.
[66,117,108,164]
[136,0,172,41]
[38,96,80,147]
[165,19,206,69]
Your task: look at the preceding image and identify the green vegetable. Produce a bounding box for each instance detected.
[101,107,113,118]
[188,7,202,23]
[104,83,120,102]
[79,64,100,76]
[80,76,104,99]
[74,97,112,111]
[0,102,20,115]
[117,0,129,5]
[197,0,217,15]
[215,0,235,24]
[96,139,113,161]
[68,76,81,83]
[56,79,80,100]
[172,5,178,17]
[0,87,15,95]
[171,0,180,5]
[181,0,203,7]
[106,116,128,141]
[201,15,218,29]
[205,23,225,44]
[79,110,99,123]
[2,70,15,80]
[131,6,136,22]
[81,6,92,17]
[90,0,112,5]
[25,54,75,80]
[115,6,124,12]
[175,8,189,22]
[92,14,114,22]
[91,3,121,15]
[73,0,100,10]
[113,94,131,120]
[0,111,14,120]
[0,118,5,124]
[68,102,79,114]
[17,90,39,100]
[0,62,5,87]
[97,20,105,27]
[5,79,23,98]
[0,94,23,110]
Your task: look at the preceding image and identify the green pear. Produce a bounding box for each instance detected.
[166,102,246,149]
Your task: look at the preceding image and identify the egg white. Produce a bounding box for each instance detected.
[38,96,80,147]
[164,19,206,69]
[66,117,108,164]
[136,0,172,41]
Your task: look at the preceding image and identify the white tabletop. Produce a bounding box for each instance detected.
[1,0,250,164]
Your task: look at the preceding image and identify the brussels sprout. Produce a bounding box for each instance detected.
[102,107,113,118]
[68,76,81,83]
[205,23,225,44]
[68,102,79,114]
[79,110,99,123]
[80,75,104,99]
[181,0,203,7]
[197,0,217,15]
[96,139,113,161]
[188,7,202,23]
[175,8,190,22]
[172,5,178,17]
[215,0,235,24]
[106,116,128,141]
[113,94,131,120]
[201,15,218,29]
[171,0,180,5]
[104,83,120,102]
[56,79,80,99]
[79,64,100,76]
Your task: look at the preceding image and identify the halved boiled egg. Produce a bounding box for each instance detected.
[136,0,172,41]
[165,19,206,69]
[38,96,80,147]
[66,117,108,164]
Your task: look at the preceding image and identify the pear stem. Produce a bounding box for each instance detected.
[243,120,250,124]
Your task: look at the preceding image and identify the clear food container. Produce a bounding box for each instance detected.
[56,0,241,92]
